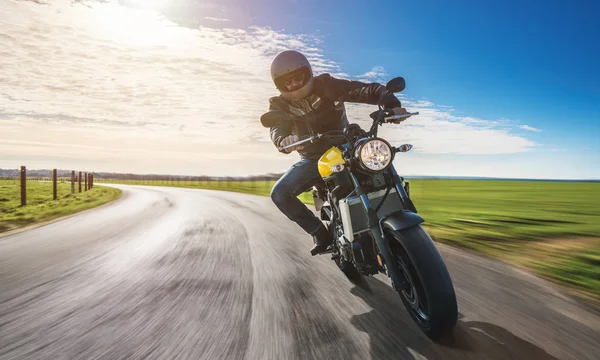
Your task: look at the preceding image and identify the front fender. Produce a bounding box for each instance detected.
[381,210,424,232]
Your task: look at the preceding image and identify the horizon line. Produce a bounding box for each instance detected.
[1,168,598,182]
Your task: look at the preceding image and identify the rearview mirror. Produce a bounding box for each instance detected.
[260,110,290,128]
[386,77,406,93]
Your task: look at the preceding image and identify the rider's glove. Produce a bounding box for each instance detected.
[279,135,304,153]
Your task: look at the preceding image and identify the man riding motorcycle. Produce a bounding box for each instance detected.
[263,50,411,255]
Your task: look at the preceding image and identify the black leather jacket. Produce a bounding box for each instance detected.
[266,74,401,160]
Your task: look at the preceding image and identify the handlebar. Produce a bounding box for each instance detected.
[277,110,420,152]
[278,134,323,152]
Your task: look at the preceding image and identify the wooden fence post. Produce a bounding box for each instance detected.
[90,174,93,189]
[78,171,82,193]
[20,166,26,206]
[84,172,88,191]
[71,171,75,194]
[53,169,57,200]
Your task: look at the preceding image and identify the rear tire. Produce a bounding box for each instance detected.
[384,225,458,340]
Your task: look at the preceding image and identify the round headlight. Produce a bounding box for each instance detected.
[356,138,393,171]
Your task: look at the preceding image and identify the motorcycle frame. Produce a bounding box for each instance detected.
[342,162,411,285]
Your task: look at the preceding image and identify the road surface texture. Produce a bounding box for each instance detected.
[0,185,598,360]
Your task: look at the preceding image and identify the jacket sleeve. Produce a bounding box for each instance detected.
[266,97,293,152]
[320,74,401,108]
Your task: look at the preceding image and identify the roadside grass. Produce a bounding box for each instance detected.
[0,180,122,234]
[96,178,600,300]
[525,238,599,303]
[407,180,600,302]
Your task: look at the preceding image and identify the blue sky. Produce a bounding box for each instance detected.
[124,0,600,178]
[1,0,598,179]
[251,0,600,150]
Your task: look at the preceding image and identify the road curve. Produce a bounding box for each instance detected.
[0,184,598,360]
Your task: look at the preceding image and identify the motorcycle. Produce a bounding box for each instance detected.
[261,77,458,339]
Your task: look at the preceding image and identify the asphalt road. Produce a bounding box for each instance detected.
[0,184,598,360]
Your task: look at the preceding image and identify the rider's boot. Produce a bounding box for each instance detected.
[310,225,333,256]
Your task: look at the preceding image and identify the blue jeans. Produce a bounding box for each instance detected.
[270,159,324,235]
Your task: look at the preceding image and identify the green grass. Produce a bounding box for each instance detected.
[411,180,599,239]
[96,178,600,241]
[96,178,600,300]
[0,180,122,234]
[393,180,600,301]
[534,246,600,299]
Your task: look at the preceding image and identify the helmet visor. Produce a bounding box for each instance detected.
[275,67,311,92]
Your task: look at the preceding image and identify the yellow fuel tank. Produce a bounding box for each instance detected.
[318,147,345,178]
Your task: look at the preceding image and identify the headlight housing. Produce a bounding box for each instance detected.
[355,138,394,172]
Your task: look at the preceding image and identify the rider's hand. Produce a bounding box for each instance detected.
[391,107,412,122]
[280,135,304,153]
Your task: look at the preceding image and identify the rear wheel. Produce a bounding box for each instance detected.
[385,225,458,340]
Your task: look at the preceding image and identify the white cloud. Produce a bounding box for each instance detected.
[0,0,544,177]
[0,1,339,163]
[204,17,230,22]
[519,124,542,132]
[357,66,387,83]
[345,100,538,155]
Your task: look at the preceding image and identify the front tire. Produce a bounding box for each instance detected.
[384,225,458,340]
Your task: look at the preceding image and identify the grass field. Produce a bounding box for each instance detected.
[0,180,122,234]
[95,178,600,300]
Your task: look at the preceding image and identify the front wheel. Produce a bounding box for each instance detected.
[385,225,458,340]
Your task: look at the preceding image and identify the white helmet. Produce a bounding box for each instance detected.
[270,50,314,100]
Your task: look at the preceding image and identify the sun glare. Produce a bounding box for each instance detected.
[89,2,181,47]
[129,0,168,10]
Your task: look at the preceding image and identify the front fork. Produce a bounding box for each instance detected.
[390,165,417,213]
[349,170,405,287]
